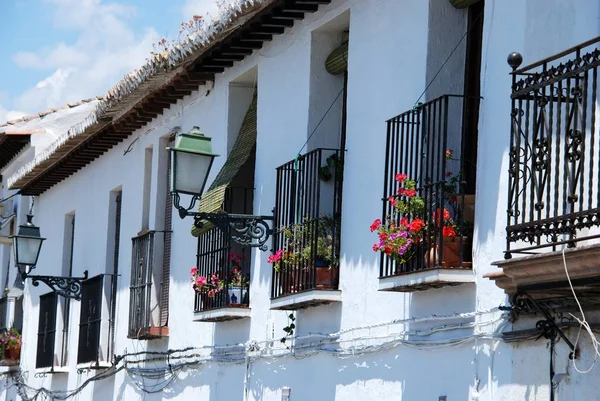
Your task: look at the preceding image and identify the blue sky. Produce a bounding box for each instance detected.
[0,0,220,122]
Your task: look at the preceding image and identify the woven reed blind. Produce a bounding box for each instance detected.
[325,42,348,75]
[191,92,257,236]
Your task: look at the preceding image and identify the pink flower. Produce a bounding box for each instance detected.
[195,276,207,288]
[388,195,397,207]
[372,244,379,252]
[190,266,198,276]
[208,289,216,297]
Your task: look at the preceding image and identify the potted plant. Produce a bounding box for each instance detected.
[190,267,225,309]
[372,154,473,269]
[227,252,249,307]
[1,328,22,362]
[371,174,426,265]
[268,215,340,292]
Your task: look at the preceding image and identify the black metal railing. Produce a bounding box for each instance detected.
[194,187,252,312]
[507,37,600,256]
[128,231,167,338]
[271,148,343,299]
[77,274,113,365]
[36,292,58,369]
[380,95,473,278]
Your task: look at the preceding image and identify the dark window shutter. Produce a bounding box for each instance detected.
[36,293,57,368]
[77,275,103,364]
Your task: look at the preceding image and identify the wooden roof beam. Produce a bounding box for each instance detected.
[261,17,294,27]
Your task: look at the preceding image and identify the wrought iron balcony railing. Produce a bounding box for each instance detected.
[271,148,343,299]
[506,37,600,257]
[380,95,474,279]
[128,230,169,338]
[193,187,253,312]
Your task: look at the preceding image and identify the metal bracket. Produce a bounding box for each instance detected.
[25,270,89,301]
[500,292,577,359]
[173,193,273,251]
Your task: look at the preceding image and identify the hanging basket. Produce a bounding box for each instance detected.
[448,0,481,9]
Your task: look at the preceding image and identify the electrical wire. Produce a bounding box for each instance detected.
[561,248,599,373]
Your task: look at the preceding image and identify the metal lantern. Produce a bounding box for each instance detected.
[11,214,45,267]
[167,126,218,197]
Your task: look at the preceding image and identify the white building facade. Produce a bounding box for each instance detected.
[1,0,600,400]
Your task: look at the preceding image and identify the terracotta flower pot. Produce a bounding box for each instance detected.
[315,266,339,289]
[5,344,21,362]
[426,236,471,268]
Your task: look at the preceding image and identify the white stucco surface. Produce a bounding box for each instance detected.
[1,0,600,400]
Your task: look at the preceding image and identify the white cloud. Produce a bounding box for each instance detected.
[181,0,219,19]
[9,0,160,114]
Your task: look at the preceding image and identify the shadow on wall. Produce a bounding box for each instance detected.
[247,344,478,400]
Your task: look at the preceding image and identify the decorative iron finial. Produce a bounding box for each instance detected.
[507,52,523,71]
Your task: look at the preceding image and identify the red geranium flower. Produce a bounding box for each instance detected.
[410,218,425,233]
[442,226,457,237]
[370,219,382,232]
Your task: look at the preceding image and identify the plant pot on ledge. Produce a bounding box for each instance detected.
[426,236,472,268]
[227,286,249,307]
[5,344,21,362]
[315,258,339,289]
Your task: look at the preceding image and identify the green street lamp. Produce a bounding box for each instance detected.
[11,214,88,300]
[168,126,218,197]
[11,214,45,268]
[168,127,273,251]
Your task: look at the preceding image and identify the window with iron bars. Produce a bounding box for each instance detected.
[271,148,343,299]
[128,230,169,339]
[379,95,474,279]
[36,292,57,369]
[194,188,252,312]
[77,274,114,365]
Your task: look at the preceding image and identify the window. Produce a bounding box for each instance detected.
[77,275,104,364]
[107,191,122,356]
[128,140,171,339]
[378,96,473,281]
[57,213,75,366]
[36,292,57,369]
[271,148,343,299]
[192,84,256,317]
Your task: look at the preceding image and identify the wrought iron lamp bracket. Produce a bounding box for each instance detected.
[172,193,273,251]
[500,291,577,359]
[23,270,89,301]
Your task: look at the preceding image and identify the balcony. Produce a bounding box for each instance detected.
[377,95,475,292]
[128,231,169,339]
[193,226,251,322]
[488,38,600,304]
[270,149,343,310]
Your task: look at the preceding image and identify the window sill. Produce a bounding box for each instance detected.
[35,366,69,374]
[379,268,475,292]
[193,306,251,322]
[76,361,112,371]
[0,363,18,373]
[128,326,169,340]
[270,290,342,310]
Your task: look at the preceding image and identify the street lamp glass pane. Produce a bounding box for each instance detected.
[16,237,43,266]
[173,151,213,196]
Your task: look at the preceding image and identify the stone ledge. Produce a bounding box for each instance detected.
[193,307,251,322]
[379,268,475,292]
[487,243,600,294]
[270,290,342,310]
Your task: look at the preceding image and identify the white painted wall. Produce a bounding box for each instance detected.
[3,0,600,400]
